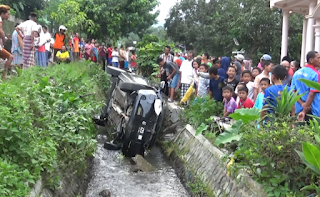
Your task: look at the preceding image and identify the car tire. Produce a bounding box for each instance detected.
[119,82,152,93]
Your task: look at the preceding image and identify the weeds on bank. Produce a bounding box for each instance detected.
[0,62,108,196]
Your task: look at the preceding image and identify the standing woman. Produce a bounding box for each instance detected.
[16,12,38,69]
[34,25,46,67]
[11,23,23,69]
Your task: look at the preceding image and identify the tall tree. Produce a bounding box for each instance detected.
[0,0,45,19]
[165,0,303,64]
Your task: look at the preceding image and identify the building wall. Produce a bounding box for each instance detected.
[3,15,24,35]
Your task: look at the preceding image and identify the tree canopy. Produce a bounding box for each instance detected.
[49,0,159,41]
[165,0,303,63]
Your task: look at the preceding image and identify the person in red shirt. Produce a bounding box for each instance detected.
[237,86,254,109]
[107,44,113,66]
[174,58,182,68]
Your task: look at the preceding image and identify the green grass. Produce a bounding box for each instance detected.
[0,62,109,196]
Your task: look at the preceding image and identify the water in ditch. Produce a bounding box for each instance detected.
[85,134,190,197]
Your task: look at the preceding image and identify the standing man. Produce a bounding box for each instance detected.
[179,52,195,100]
[0,5,13,79]
[292,51,320,122]
[159,46,174,96]
[233,54,244,81]
[119,45,126,69]
[160,46,174,62]
[16,12,38,69]
[42,26,52,66]
[98,42,107,71]
[53,25,67,62]
[72,32,80,61]
[107,44,113,66]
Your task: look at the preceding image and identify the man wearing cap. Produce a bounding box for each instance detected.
[16,12,38,69]
[234,54,244,81]
[53,25,67,62]
[253,54,274,101]
[0,5,13,78]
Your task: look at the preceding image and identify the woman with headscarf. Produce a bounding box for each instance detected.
[11,23,23,69]
[34,25,47,67]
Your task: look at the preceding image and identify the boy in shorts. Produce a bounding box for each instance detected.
[157,57,180,102]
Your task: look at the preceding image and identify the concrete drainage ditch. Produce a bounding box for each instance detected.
[29,102,267,197]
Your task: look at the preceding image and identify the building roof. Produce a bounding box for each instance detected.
[270,0,309,15]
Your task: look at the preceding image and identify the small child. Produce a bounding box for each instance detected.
[261,65,293,118]
[240,70,254,100]
[223,86,237,117]
[252,67,261,80]
[235,83,246,105]
[223,66,239,91]
[209,66,225,102]
[197,64,210,98]
[254,78,270,109]
[237,86,254,109]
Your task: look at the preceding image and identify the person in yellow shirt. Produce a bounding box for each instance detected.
[56,45,70,64]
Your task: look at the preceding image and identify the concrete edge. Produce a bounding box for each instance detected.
[183,124,267,196]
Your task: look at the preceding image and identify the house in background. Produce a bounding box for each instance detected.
[270,0,320,66]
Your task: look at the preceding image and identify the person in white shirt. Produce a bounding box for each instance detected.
[179,52,195,100]
[16,12,38,69]
[111,47,119,67]
[42,26,52,65]
[0,5,13,79]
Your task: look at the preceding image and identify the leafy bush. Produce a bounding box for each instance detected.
[182,96,223,128]
[233,122,316,196]
[0,62,108,196]
[136,34,175,78]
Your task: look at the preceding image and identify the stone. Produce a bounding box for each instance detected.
[223,181,229,191]
[99,189,112,197]
[131,155,156,172]
[235,191,242,197]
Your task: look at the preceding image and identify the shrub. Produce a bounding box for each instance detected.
[0,62,108,196]
[182,96,224,128]
[233,122,316,196]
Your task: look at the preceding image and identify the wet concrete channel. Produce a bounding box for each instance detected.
[85,134,190,197]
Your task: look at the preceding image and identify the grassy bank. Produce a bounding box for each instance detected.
[0,62,109,196]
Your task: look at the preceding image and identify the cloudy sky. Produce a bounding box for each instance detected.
[155,0,180,26]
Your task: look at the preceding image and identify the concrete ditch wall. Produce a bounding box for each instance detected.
[165,103,267,197]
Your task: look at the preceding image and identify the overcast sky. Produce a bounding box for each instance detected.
[155,0,180,26]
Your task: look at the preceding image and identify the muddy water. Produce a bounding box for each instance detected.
[85,135,189,197]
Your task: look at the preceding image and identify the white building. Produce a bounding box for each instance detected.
[270,0,320,66]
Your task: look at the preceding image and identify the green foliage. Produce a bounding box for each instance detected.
[183,96,224,128]
[264,87,303,121]
[229,108,261,124]
[165,0,303,64]
[136,35,175,77]
[0,62,108,196]
[214,120,243,146]
[214,108,260,146]
[0,0,45,19]
[234,122,316,196]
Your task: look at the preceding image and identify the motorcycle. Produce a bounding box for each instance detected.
[96,66,166,157]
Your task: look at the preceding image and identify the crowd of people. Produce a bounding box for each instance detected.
[0,5,138,79]
[157,45,320,123]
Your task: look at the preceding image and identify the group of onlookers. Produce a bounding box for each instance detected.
[157,45,320,123]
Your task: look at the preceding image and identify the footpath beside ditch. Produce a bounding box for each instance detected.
[162,103,267,197]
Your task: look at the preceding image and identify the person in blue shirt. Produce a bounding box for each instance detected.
[261,65,294,119]
[254,77,270,109]
[291,51,320,122]
[209,66,225,102]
